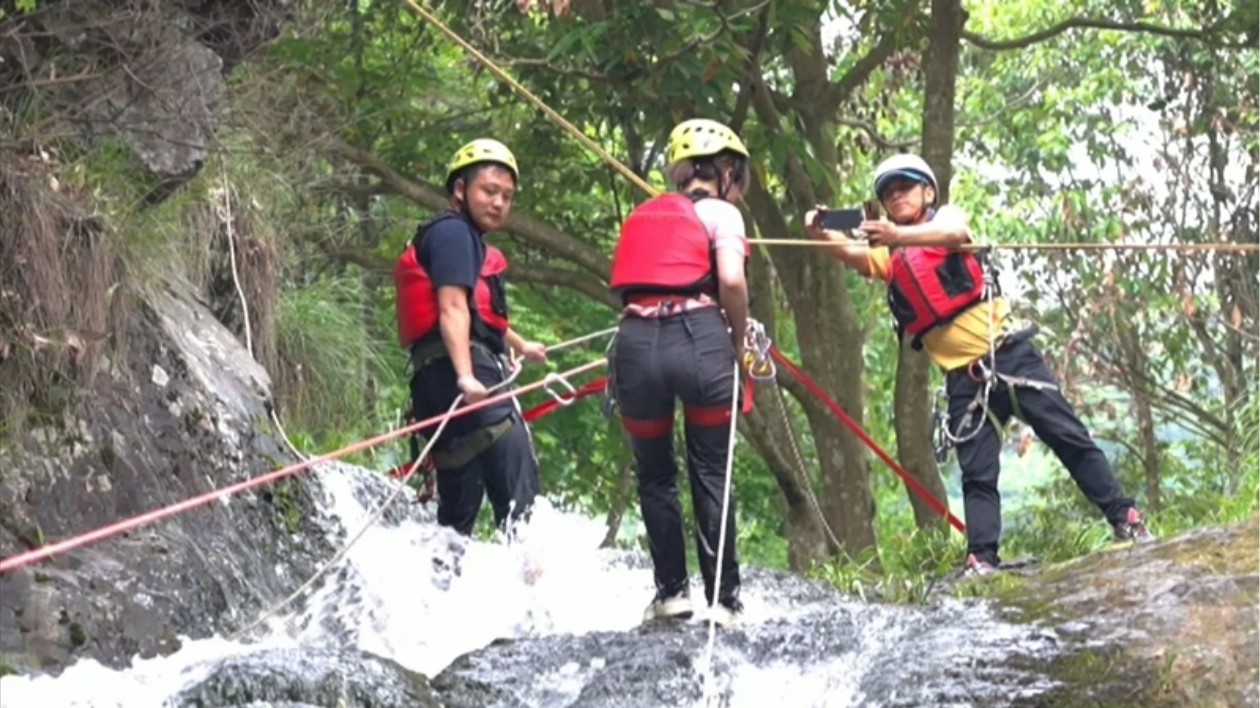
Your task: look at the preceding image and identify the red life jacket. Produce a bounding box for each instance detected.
[609,193,718,301]
[884,246,989,345]
[394,214,510,351]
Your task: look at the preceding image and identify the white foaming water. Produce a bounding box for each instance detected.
[0,462,658,707]
[0,461,927,708]
[289,465,658,677]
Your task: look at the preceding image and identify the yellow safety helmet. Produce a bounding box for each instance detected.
[666,119,749,165]
[445,138,519,192]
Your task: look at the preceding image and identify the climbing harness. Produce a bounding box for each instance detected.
[392,349,526,503]
[742,319,776,382]
[930,251,1058,463]
[392,327,617,505]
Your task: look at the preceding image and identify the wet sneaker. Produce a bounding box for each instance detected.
[643,588,693,622]
[1113,507,1155,544]
[962,553,997,577]
[709,598,743,628]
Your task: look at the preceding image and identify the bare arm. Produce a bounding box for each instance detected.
[437,285,474,379]
[861,204,972,249]
[504,328,525,354]
[715,248,749,360]
[503,327,547,363]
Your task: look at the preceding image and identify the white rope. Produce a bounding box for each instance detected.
[744,317,843,552]
[229,394,463,641]
[269,406,310,463]
[546,326,618,353]
[701,360,742,707]
[219,168,253,357]
[229,351,594,641]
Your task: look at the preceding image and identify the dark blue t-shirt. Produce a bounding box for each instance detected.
[409,213,514,443]
[415,214,483,292]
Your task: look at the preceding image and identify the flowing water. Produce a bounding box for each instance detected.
[0,462,1066,707]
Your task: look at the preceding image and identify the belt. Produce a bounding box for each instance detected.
[621,293,717,319]
[431,415,515,470]
[409,337,500,373]
[946,323,1040,380]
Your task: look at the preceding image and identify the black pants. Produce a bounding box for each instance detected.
[410,346,540,536]
[613,307,740,606]
[434,418,540,536]
[947,335,1135,565]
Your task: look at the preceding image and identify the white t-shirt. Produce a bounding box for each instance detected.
[692,198,748,254]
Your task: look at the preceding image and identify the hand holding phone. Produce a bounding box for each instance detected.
[816,207,864,232]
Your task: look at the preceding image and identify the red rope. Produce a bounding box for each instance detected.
[0,360,608,574]
[522,376,608,422]
[769,347,966,534]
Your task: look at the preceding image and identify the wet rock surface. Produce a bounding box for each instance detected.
[431,567,1062,707]
[432,522,1259,708]
[0,281,332,674]
[173,647,439,708]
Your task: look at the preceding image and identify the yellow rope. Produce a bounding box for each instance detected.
[403,1,1258,255]
[749,239,1260,252]
[402,0,659,198]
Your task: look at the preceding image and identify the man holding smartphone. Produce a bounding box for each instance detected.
[805,153,1153,576]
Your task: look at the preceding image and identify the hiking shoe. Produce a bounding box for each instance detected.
[962,553,998,577]
[1113,507,1155,544]
[709,598,743,628]
[643,588,693,622]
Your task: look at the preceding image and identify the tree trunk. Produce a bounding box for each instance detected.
[893,338,950,529]
[601,459,636,548]
[1135,390,1162,512]
[737,246,835,568]
[743,177,877,559]
[892,0,964,530]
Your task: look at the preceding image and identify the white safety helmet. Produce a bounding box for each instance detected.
[873,154,938,202]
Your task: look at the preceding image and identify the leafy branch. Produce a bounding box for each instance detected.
[962,16,1245,51]
[323,137,611,279]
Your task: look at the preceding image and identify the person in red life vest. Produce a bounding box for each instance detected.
[806,153,1153,576]
[393,138,546,537]
[609,118,751,627]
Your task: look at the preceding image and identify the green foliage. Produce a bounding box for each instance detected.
[810,526,960,604]
[274,272,394,451]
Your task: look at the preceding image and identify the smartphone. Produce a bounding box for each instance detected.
[817,207,864,231]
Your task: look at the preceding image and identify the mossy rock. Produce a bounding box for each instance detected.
[973,520,1259,707]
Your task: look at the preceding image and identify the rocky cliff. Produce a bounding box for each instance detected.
[0,0,329,675]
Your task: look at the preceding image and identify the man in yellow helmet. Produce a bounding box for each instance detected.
[393,138,546,536]
[608,118,751,627]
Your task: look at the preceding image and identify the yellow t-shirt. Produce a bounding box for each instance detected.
[868,246,1010,371]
